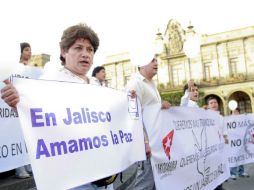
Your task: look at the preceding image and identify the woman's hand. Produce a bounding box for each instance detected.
[1,80,19,108]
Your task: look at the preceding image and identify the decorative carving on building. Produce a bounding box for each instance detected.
[29,54,50,68]
[166,20,184,55]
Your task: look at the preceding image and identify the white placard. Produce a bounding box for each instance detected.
[15,78,145,190]
[143,105,230,190]
[224,114,254,167]
[0,65,43,172]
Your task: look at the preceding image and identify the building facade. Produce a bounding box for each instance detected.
[29,54,50,68]
[103,19,254,115]
[103,52,137,90]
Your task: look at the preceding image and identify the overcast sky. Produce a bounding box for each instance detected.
[0,0,253,72]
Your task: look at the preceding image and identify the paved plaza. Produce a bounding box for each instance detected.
[1,163,253,190]
[223,163,254,190]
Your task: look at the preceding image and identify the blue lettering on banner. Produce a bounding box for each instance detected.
[111,131,119,145]
[36,135,109,159]
[30,107,112,127]
[62,108,111,125]
[119,130,133,143]
[31,108,57,127]
[110,130,133,144]
[30,107,118,159]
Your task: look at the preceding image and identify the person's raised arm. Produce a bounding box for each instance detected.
[180,79,194,107]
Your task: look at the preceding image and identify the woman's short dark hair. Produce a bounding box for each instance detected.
[92,66,105,77]
[20,42,30,53]
[20,42,31,61]
[59,23,99,65]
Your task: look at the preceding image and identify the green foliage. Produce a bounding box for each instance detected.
[160,90,205,107]
[159,83,165,89]
[160,91,183,106]
[197,91,205,107]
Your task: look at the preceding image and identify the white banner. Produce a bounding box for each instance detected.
[14,78,145,190]
[143,105,230,190]
[0,65,43,172]
[224,114,254,167]
[0,98,29,172]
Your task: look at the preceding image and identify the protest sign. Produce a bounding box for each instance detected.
[15,78,145,190]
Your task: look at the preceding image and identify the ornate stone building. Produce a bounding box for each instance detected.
[29,54,50,68]
[103,19,254,115]
[103,52,137,90]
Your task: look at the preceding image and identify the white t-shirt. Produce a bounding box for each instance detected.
[41,67,89,83]
[126,72,161,143]
[126,73,161,110]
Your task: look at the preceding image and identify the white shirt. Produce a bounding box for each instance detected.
[41,67,89,84]
[126,73,161,110]
[126,72,161,143]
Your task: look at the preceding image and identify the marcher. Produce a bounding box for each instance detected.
[1,23,108,190]
[126,49,171,190]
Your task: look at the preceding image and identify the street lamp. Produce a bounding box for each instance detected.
[183,23,200,79]
[153,29,165,84]
[153,29,164,56]
[228,100,238,111]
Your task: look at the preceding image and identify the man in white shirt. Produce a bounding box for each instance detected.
[126,50,170,190]
[180,79,199,108]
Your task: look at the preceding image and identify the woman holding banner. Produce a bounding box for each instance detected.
[1,24,104,190]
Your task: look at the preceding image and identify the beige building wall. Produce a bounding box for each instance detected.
[103,19,254,115]
[103,52,136,90]
[29,54,50,68]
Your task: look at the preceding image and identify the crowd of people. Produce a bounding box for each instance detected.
[0,23,251,190]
